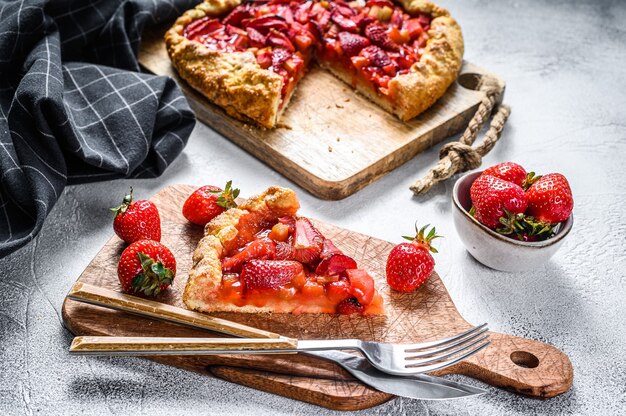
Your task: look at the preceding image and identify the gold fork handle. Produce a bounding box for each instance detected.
[70,336,299,356]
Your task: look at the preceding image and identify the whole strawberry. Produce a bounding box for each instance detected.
[526,173,573,223]
[183,180,239,226]
[470,174,528,229]
[118,240,176,296]
[482,162,527,187]
[386,224,440,293]
[112,188,161,243]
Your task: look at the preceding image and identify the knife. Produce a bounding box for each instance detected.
[68,283,486,400]
[305,350,486,400]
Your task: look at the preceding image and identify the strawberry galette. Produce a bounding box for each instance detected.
[185,186,384,315]
[165,0,463,128]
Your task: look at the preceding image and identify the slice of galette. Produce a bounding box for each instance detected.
[184,186,385,315]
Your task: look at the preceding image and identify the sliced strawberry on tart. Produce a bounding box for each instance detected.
[184,186,384,315]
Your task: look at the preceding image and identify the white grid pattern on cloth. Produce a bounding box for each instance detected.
[63,66,133,175]
[0,0,197,258]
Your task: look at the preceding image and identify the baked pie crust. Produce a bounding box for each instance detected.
[165,0,463,128]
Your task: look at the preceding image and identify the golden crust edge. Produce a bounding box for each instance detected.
[390,0,464,121]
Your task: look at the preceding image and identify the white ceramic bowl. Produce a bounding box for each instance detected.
[452,171,573,272]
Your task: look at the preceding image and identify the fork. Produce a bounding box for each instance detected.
[68,283,490,376]
[70,325,490,376]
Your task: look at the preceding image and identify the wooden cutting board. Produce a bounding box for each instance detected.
[62,186,573,410]
[137,26,505,200]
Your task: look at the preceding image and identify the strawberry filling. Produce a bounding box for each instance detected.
[315,254,357,275]
[241,259,304,290]
[218,215,383,315]
[222,237,276,273]
[319,0,432,95]
[183,0,432,102]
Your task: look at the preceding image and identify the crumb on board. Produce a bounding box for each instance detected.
[344,98,350,102]
[336,137,341,142]
[276,122,292,130]
[335,103,344,109]
[328,146,333,152]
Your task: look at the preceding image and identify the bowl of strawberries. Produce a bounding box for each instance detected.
[452,162,574,272]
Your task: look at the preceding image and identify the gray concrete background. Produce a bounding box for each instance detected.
[1,0,625,414]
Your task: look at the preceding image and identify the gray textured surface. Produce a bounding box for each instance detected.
[2,0,626,414]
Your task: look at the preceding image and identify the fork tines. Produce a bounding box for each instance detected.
[403,324,490,373]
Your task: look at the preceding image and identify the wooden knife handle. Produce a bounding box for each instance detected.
[68,282,280,339]
[437,331,573,398]
[70,336,298,356]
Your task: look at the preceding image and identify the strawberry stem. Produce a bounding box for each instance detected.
[402,222,442,253]
[210,180,239,210]
[110,187,133,217]
[131,252,174,296]
[496,209,556,241]
[522,172,542,191]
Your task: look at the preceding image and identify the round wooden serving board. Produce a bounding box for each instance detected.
[62,185,573,410]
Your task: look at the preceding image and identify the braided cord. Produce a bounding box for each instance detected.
[410,76,511,195]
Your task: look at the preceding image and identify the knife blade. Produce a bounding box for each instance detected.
[305,350,486,400]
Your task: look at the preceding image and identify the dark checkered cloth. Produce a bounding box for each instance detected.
[0,0,199,258]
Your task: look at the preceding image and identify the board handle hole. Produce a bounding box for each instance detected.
[510,351,540,368]
[458,73,483,91]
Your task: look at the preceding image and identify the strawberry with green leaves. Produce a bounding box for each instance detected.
[490,208,552,241]
[469,162,573,241]
[112,187,161,244]
[386,224,440,293]
[117,240,176,296]
[183,180,239,226]
[470,174,528,229]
